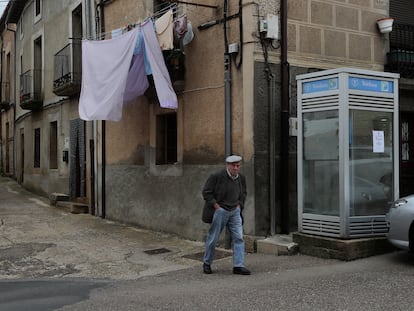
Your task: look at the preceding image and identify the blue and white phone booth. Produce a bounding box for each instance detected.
[297,68,399,238]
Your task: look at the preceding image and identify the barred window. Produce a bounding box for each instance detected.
[156,113,177,165]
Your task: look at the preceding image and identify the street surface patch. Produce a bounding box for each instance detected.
[182,250,232,262]
[144,248,172,255]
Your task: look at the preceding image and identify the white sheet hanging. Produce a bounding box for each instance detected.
[142,19,178,109]
[79,28,139,121]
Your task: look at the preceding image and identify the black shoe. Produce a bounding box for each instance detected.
[203,263,212,274]
[233,267,251,275]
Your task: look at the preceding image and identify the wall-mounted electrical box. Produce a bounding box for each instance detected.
[260,14,279,40]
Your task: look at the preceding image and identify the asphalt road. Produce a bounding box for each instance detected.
[1,176,414,310]
[1,250,413,311]
[57,250,414,311]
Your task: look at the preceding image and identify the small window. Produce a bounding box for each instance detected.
[19,18,23,39]
[153,0,169,12]
[49,121,58,169]
[34,128,40,168]
[34,0,42,23]
[156,113,177,164]
[35,0,41,17]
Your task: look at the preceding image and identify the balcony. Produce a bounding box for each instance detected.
[53,42,81,97]
[386,23,414,78]
[0,82,11,110]
[20,69,43,110]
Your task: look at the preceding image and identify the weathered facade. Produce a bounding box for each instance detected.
[0,9,15,177]
[4,0,414,244]
[7,0,91,202]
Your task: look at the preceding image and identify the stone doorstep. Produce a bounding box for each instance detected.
[255,235,299,256]
[292,232,396,261]
[49,193,70,206]
[55,201,89,214]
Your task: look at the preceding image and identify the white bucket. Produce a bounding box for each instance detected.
[377,18,394,34]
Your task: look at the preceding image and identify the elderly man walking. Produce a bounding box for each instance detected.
[201,155,250,275]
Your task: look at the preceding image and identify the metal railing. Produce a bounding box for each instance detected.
[20,69,42,107]
[387,22,414,78]
[53,42,81,95]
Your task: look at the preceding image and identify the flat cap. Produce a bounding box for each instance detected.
[226,155,242,163]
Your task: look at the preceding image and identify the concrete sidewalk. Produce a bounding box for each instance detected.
[0,176,211,280]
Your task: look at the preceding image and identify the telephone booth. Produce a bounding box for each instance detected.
[297,68,399,238]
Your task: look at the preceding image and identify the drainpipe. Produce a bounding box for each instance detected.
[85,0,96,215]
[224,0,231,157]
[280,0,289,233]
[98,0,106,218]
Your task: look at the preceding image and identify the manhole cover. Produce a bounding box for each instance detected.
[182,250,232,262]
[144,248,171,255]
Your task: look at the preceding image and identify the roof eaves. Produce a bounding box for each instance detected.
[6,0,29,24]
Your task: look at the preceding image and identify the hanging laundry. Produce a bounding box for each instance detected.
[174,15,188,38]
[124,30,150,104]
[123,54,149,104]
[134,30,152,75]
[111,28,123,38]
[142,19,178,109]
[79,28,139,121]
[155,9,174,50]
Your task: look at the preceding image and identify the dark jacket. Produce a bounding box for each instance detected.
[202,169,247,223]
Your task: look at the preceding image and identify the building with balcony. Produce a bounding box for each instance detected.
[6,0,90,203]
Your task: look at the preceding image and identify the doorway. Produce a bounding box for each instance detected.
[19,129,24,184]
[69,119,86,200]
[400,112,414,197]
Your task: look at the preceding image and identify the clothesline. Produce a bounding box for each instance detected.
[89,3,180,41]
[153,2,179,19]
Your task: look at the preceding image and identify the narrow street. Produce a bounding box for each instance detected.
[1,175,414,310]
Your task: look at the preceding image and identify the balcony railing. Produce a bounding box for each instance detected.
[20,69,43,110]
[0,82,10,110]
[386,23,414,78]
[53,42,81,96]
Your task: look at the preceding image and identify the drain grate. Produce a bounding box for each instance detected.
[182,250,232,262]
[144,248,172,255]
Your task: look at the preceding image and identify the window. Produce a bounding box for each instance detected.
[156,113,177,164]
[154,0,169,12]
[5,122,9,173]
[19,18,23,39]
[35,0,42,21]
[34,128,40,168]
[49,121,58,169]
[33,36,42,100]
[5,52,10,102]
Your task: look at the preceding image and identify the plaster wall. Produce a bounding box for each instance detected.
[0,25,16,176]
[101,0,257,238]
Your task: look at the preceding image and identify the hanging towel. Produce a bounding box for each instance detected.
[79,28,139,121]
[155,10,174,50]
[142,19,178,109]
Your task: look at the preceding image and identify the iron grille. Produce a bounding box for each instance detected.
[386,22,414,78]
